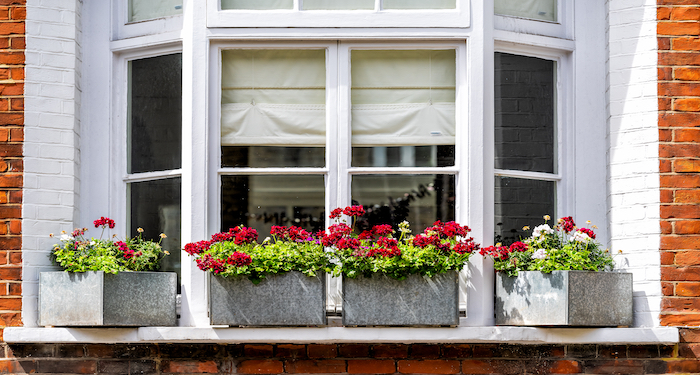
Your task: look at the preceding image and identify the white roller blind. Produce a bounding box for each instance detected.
[382,0,456,9]
[221,50,326,146]
[221,0,293,10]
[351,50,456,146]
[303,0,374,10]
[129,0,182,22]
[495,0,557,22]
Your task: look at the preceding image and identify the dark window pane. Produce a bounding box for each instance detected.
[221,175,325,236]
[352,145,454,167]
[129,178,182,286]
[494,53,555,174]
[129,53,182,174]
[494,176,555,245]
[222,146,324,168]
[352,174,455,234]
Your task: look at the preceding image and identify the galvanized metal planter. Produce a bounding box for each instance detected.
[209,271,326,326]
[495,270,633,327]
[342,271,459,326]
[39,271,177,327]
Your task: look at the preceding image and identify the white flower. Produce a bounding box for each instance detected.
[532,249,547,259]
[60,234,74,242]
[531,224,554,239]
[90,241,96,246]
[570,231,591,243]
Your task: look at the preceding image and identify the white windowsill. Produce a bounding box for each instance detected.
[4,326,679,345]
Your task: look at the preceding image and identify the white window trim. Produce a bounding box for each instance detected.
[206,0,471,28]
[112,0,184,41]
[494,0,574,40]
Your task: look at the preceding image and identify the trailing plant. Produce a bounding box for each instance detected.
[326,206,480,280]
[480,215,615,277]
[184,225,332,284]
[51,217,168,273]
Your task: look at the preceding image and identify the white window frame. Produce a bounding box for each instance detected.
[206,0,471,28]
[494,0,573,40]
[112,0,184,40]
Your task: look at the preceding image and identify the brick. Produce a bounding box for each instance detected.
[627,346,658,358]
[598,345,627,359]
[0,360,36,373]
[661,313,700,326]
[661,175,700,188]
[7,344,53,358]
[675,251,700,266]
[659,81,700,96]
[237,360,284,374]
[679,343,700,358]
[86,344,155,359]
[659,22,700,36]
[441,344,471,358]
[667,359,700,373]
[37,360,97,374]
[8,221,19,236]
[659,112,700,128]
[548,360,581,374]
[661,250,676,265]
[660,67,673,80]
[0,297,20,310]
[676,128,700,142]
[276,344,306,359]
[583,359,644,374]
[8,37,22,50]
[348,359,395,374]
[286,359,345,373]
[674,66,700,81]
[98,360,157,374]
[659,97,672,111]
[663,281,675,296]
[662,235,700,250]
[0,267,20,281]
[10,7,24,20]
[56,344,85,358]
[372,345,408,359]
[0,113,21,125]
[674,36,700,50]
[676,221,700,234]
[680,328,700,342]
[662,220,673,234]
[660,36,671,50]
[161,360,219,373]
[0,145,21,158]
[0,1,24,6]
[409,344,440,359]
[662,267,700,281]
[659,6,672,20]
[461,359,497,374]
[672,7,700,21]
[10,67,22,80]
[338,344,369,358]
[0,51,21,65]
[662,204,700,219]
[0,85,22,98]
[675,98,700,111]
[677,282,700,296]
[397,360,460,374]
[307,344,336,359]
[0,22,23,35]
[8,283,20,296]
[663,297,700,312]
[244,345,274,357]
[157,344,226,359]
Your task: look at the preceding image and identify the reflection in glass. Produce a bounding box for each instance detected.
[129,54,182,174]
[494,177,555,245]
[303,0,374,10]
[129,0,182,22]
[129,178,182,287]
[383,0,456,9]
[495,0,557,22]
[351,50,455,167]
[221,50,326,167]
[221,0,293,9]
[221,175,325,236]
[352,174,455,234]
[494,53,555,174]
[352,145,454,168]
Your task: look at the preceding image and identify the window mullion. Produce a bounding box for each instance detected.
[336,43,352,210]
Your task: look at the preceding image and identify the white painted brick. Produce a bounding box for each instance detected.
[36,175,76,191]
[36,113,78,129]
[37,23,77,40]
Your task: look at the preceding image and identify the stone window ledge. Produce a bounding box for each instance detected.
[4,326,679,345]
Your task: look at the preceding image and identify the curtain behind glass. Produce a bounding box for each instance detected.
[351,49,455,147]
[303,0,374,10]
[221,0,293,9]
[495,0,557,22]
[383,0,456,9]
[129,0,182,22]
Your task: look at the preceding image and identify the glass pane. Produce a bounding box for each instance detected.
[221,0,293,9]
[129,178,182,287]
[129,0,182,22]
[222,146,324,168]
[495,0,557,22]
[221,49,326,167]
[494,177,555,245]
[129,54,182,174]
[494,53,555,174]
[351,50,455,167]
[383,0,456,9]
[352,145,454,167]
[352,174,455,234]
[221,175,325,236]
[304,0,374,10]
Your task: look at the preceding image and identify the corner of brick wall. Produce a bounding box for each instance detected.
[658,0,700,326]
[0,0,25,340]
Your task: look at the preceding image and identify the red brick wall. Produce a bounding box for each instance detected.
[658,0,700,327]
[0,0,24,340]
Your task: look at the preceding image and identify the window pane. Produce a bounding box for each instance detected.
[494,53,555,174]
[304,0,374,10]
[352,174,455,234]
[351,50,456,167]
[129,178,182,285]
[494,177,555,245]
[129,54,182,174]
[221,175,325,235]
[495,0,557,22]
[222,146,324,168]
[221,0,293,10]
[129,0,182,22]
[221,50,326,167]
[383,0,456,9]
[352,145,454,167]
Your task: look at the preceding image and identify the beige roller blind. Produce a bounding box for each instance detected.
[495,0,557,22]
[221,0,293,10]
[303,0,374,10]
[382,0,456,9]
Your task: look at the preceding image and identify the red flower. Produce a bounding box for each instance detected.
[226,251,252,267]
[509,241,528,252]
[372,224,394,236]
[336,237,360,250]
[342,205,365,217]
[358,230,373,240]
[454,241,478,254]
[233,227,258,245]
[93,217,116,229]
[329,208,343,219]
[559,216,576,233]
[183,240,211,255]
[577,227,596,239]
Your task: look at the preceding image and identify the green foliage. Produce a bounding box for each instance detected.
[50,225,168,273]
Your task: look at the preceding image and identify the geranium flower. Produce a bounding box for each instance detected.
[531,224,554,239]
[532,249,547,259]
